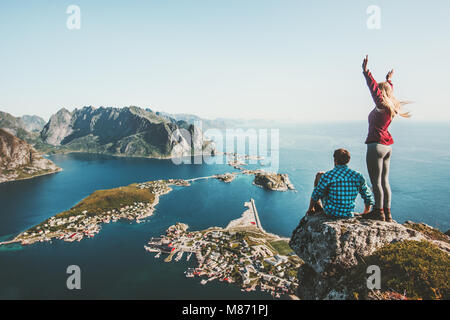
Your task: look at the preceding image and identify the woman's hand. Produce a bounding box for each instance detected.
[386,69,394,81]
[362,55,369,72]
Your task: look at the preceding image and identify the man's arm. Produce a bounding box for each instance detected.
[307,198,319,213]
[358,175,374,213]
[308,175,328,213]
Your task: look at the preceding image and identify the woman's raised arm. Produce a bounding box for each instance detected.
[385,69,394,88]
[362,55,383,106]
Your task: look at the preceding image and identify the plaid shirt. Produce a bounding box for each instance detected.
[311,165,374,217]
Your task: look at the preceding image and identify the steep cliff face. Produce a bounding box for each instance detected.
[289,213,450,300]
[40,106,214,158]
[40,108,73,145]
[0,129,60,183]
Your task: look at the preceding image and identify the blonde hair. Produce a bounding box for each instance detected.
[378,82,411,118]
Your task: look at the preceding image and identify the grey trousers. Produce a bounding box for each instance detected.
[366,143,392,209]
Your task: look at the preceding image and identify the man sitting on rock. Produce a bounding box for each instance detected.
[307,148,375,218]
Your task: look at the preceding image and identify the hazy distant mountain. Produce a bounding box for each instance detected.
[0,128,60,183]
[41,106,214,158]
[0,111,40,143]
[156,111,283,130]
[18,115,46,133]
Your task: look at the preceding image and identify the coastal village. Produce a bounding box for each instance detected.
[2,164,294,247]
[5,179,187,246]
[144,200,302,299]
[0,152,301,299]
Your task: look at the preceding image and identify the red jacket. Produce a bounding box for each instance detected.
[364,71,394,145]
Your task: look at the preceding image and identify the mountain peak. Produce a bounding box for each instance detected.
[40,106,214,158]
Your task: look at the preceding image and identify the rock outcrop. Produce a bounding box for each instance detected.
[40,106,214,158]
[0,129,60,183]
[216,173,236,183]
[41,108,73,146]
[289,213,450,300]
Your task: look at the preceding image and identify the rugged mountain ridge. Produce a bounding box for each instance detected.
[0,129,60,183]
[41,106,214,158]
[289,213,450,300]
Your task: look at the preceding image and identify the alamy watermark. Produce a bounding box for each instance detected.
[169,121,280,173]
[66,265,81,290]
[66,5,81,30]
[366,265,381,290]
[367,5,381,30]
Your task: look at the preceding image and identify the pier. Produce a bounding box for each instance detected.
[250,198,264,233]
[225,198,266,232]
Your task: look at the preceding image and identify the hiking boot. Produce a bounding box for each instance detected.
[384,208,393,222]
[361,208,385,221]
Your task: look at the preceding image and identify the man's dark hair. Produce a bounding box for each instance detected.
[333,148,351,165]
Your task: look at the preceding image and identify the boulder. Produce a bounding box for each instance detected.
[289,213,450,299]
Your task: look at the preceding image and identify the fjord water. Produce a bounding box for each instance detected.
[0,121,449,299]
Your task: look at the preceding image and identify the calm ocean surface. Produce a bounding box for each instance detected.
[0,121,449,299]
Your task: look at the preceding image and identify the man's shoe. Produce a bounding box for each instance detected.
[361,208,385,221]
[384,208,393,222]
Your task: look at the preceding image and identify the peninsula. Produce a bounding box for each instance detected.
[1,153,295,246]
[4,179,186,245]
[145,199,302,299]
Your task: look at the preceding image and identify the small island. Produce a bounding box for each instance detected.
[223,152,295,191]
[215,173,236,183]
[144,199,302,299]
[250,171,295,191]
[1,159,295,247]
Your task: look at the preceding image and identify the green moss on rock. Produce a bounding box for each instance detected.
[404,222,450,244]
[349,240,449,300]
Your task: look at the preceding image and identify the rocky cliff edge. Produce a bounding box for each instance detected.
[289,213,450,300]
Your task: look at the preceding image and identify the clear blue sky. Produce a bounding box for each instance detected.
[0,0,449,121]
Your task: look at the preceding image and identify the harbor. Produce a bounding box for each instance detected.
[143,200,301,299]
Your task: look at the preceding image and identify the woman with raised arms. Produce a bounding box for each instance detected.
[361,55,411,222]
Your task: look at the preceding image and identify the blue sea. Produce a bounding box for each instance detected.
[0,121,449,299]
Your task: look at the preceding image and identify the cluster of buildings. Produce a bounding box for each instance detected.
[16,201,157,245]
[15,180,181,246]
[146,223,300,299]
[137,179,189,191]
[12,178,219,247]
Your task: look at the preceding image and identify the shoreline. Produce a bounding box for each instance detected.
[1,180,179,247]
[0,155,296,246]
[145,200,301,299]
[0,167,63,185]
[42,149,215,161]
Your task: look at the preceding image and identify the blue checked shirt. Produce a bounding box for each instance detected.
[311,165,374,217]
